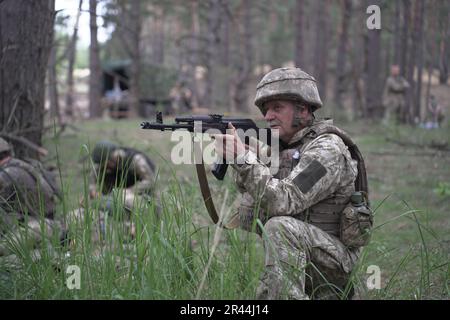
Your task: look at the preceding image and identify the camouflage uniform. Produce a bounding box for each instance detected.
[67,143,158,242]
[89,143,157,212]
[382,75,410,124]
[426,96,445,128]
[0,142,65,256]
[230,68,367,300]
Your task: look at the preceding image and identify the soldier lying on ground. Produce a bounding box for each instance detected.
[212,67,372,300]
[0,138,66,257]
[67,141,159,243]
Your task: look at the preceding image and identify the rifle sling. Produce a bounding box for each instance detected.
[195,163,219,224]
[194,138,238,229]
[195,163,240,229]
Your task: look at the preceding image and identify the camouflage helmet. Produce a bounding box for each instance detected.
[92,141,117,164]
[254,67,323,113]
[0,137,12,153]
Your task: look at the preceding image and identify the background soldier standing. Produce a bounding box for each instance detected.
[382,65,410,124]
[0,138,65,256]
[425,95,445,128]
[169,81,193,114]
[213,67,372,299]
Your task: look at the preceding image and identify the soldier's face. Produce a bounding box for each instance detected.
[391,66,400,76]
[263,100,309,143]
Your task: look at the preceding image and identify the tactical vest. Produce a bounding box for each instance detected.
[275,121,368,238]
[101,148,155,194]
[0,158,58,218]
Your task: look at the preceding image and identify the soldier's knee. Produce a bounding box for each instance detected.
[264,216,311,247]
[265,216,308,231]
[264,216,291,233]
[264,216,305,239]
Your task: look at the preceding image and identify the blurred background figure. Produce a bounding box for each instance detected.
[169,81,193,114]
[382,65,410,125]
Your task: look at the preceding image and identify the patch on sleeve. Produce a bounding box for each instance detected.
[292,159,327,194]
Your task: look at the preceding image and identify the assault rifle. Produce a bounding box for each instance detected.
[141,112,272,227]
[141,112,271,180]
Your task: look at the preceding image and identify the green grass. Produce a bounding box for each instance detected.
[0,118,449,299]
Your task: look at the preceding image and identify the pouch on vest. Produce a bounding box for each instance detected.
[340,192,373,248]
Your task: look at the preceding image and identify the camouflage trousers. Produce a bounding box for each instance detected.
[66,207,135,245]
[0,215,66,256]
[256,216,361,300]
[383,98,406,125]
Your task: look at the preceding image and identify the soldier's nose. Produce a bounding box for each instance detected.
[265,110,275,121]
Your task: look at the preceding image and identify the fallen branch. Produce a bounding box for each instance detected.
[0,133,48,157]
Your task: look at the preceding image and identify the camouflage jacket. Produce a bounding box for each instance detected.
[232,119,358,236]
[0,158,59,219]
[382,76,410,107]
[90,147,156,196]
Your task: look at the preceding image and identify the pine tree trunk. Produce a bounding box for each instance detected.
[221,2,231,109]
[189,0,201,108]
[294,0,304,67]
[231,0,253,113]
[129,0,142,117]
[65,0,82,118]
[393,0,401,65]
[313,0,329,101]
[0,0,55,159]
[350,1,366,119]
[438,6,449,84]
[365,0,382,119]
[334,0,352,108]
[203,0,222,109]
[47,45,61,125]
[405,0,421,124]
[413,0,425,122]
[89,0,102,118]
[425,1,438,105]
[400,0,411,77]
[153,5,165,65]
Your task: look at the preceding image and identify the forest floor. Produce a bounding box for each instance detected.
[1,115,449,300]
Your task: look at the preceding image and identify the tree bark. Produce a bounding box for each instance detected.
[203,0,222,109]
[231,0,253,113]
[89,0,102,118]
[313,0,329,101]
[405,0,422,124]
[294,0,304,67]
[129,0,142,117]
[365,0,382,119]
[334,0,352,108]
[220,1,231,108]
[413,0,425,122]
[393,0,401,65]
[47,45,61,125]
[438,4,449,84]
[425,1,438,105]
[350,1,366,119]
[0,0,55,159]
[65,0,83,118]
[400,0,411,77]
[152,5,165,65]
